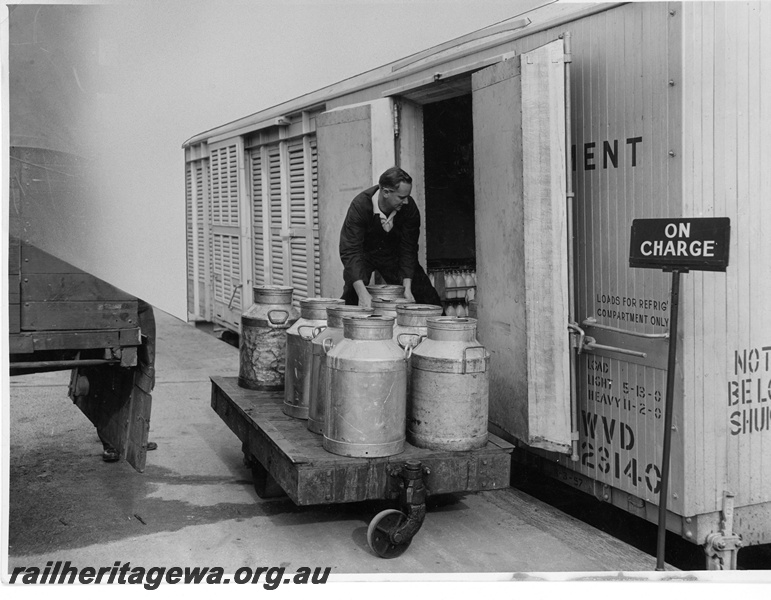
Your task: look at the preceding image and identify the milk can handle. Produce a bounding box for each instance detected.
[322,338,335,354]
[299,324,324,340]
[404,344,413,360]
[397,333,424,349]
[462,345,486,374]
[267,310,289,325]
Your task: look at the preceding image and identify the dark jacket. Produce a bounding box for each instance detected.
[339,185,420,285]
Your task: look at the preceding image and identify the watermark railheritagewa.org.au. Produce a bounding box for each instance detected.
[9,561,332,590]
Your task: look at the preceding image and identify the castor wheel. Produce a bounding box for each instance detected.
[243,451,286,499]
[367,509,412,558]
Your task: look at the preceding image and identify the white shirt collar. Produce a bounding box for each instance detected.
[372,192,396,225]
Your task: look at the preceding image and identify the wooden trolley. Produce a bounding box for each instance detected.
[211,376,513,558]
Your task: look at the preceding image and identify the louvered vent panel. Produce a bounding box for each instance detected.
[213,233,241,308]
[227,145,239,225]
[210,148,222,224]
[271,238,284,284]
[310,138,321,295]
[291,238,309,301]
[211,144,239,226]
[207,158,213,276]
[250,149,266,286]
[185,163,194,279]
[268,146,282,227]
[196,163,205,281]
[288,139,307,227]
[267,145,284,283]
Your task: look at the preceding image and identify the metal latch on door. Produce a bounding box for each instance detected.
[569,318,669,358]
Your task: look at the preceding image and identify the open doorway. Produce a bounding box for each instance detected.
[423,93,476,316]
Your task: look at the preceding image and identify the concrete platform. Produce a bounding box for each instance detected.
[6,308,676,578]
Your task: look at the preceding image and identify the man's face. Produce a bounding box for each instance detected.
[381,182,411,214]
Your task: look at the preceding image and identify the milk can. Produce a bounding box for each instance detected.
[409,316,490,451]
[393,303,444,349]
[366,284,405,300]
[371,297,410,319]
[307,305,374,434]
[393,304,444,403]
[284,297,345,418]
[323,316,409,457]
[238,286,300,390]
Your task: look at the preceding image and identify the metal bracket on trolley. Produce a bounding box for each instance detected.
[704,492,743,570]
[368,460,429,558]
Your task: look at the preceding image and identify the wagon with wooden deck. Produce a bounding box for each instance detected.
[210,376,513,557]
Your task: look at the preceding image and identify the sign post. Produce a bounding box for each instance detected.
[629,217,730,570]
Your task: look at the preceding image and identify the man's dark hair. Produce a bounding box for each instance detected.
[378,167,412,189]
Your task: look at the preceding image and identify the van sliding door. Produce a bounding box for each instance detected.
[472,39,573,453]
[315,99,396,297]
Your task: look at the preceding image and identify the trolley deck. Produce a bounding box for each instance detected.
[211,376,514,506]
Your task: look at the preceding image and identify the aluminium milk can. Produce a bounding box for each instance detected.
[393,303,444,349]
[307,305,374,434]
[323,316,408,457]
[409,316,490,451]
[284,297,345,418]
[238,286,300,390]
[366,284,405,300]
[393,303,444,402]
[371,297,411,318]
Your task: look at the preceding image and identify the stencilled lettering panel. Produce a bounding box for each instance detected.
[565,355,667,502]
[728,345,771,436]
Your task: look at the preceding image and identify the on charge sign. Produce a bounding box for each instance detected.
[629,217,731,271]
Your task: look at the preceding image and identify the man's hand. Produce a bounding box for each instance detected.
[403,279,415,303]
[358,292,372,308]
[353,280,372,308]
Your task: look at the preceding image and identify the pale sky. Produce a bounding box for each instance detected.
[3,0,551,319]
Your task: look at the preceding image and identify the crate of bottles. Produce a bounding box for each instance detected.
[429,269,476,317]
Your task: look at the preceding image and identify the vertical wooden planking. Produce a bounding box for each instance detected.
[758,0,771,504]
[734,1,754,505]
[665,2,687,506]
[722,0,743,507]
[681,1,771,517]
[680,0,700,513]
[738,1,768,505]
[702,1,719,515]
